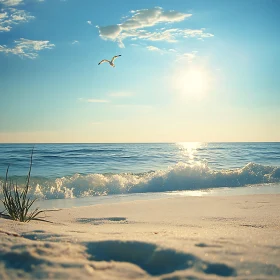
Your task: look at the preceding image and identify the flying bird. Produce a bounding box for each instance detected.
[98,55,121,67]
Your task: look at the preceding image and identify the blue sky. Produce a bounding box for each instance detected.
[0,0,279,142]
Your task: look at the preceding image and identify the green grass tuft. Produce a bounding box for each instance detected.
[0,148,45,222]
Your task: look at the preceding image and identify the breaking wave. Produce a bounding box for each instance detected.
[1,162,280,200]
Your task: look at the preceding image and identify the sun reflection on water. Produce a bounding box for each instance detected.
[176,142,206,164]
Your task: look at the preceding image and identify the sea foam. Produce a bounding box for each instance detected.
[1,161,279,200]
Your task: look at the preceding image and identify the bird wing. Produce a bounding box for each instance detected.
[98,59,110,65]
[111,55,121,62]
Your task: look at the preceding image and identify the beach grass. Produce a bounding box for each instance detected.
[0,148,44,222]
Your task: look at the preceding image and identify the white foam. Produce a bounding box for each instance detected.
[1,162,280,200]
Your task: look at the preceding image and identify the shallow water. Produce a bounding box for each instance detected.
[34,183,280,210]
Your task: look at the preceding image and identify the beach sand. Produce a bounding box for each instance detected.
[1,194,280,279]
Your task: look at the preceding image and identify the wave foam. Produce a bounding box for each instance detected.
[1,162,280,200]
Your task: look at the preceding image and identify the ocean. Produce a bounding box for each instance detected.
[0,142,280,208]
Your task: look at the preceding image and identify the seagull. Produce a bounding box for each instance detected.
[98,55,121,67]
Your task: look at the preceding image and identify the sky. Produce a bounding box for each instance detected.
[0,0,279,143]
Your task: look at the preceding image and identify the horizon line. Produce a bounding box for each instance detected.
[0,141,279,144]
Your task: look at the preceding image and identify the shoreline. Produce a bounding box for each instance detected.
[1,194,280,279]
[34,183,280,210]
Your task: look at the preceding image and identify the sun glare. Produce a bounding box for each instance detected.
[176,142,205,164]
[173,67,210,100]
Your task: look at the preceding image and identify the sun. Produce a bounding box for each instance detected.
[172,67,210,100]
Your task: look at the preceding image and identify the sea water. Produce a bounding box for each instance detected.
[0,143,279,208]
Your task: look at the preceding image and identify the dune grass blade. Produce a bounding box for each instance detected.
[0,148,46,222]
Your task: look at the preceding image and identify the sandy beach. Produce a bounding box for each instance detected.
[1,0,280,277]
[1,194,280,279]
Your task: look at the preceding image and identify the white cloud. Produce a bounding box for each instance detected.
[87,20,92,25]
[0,1,54,59]
[0,0,23,6]
[146,45,181,56]
[120,7,189,30]
[146,29,178,42]
[0,38,55,59]
[146,45,161,52]
[72,40,79,44]
[115,28,179,45]
[97,24,121,40]
[126,28,213,44]
[0,12,7,19]
[96,7,194,48]
[145,44,197,63]
[0,7,34,32]
[175,51,197,63]
[179,28,214,38]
